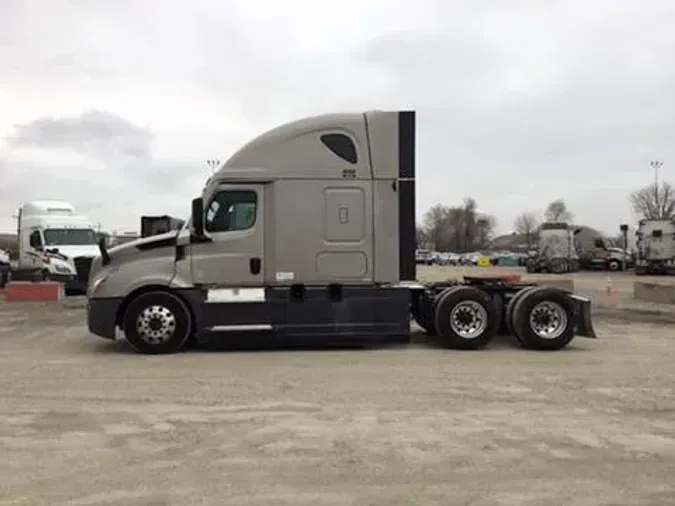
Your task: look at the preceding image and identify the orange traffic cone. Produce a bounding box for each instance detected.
[606,277,617,296]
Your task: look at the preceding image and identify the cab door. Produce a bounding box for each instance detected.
[191,184,264,287]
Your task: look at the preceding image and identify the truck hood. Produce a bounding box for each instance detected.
[46,244,100,259]
[108,231,177,255]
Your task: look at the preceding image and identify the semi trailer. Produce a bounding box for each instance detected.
[86,110,596,355]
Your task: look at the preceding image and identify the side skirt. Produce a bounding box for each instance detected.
[187,285,412,347]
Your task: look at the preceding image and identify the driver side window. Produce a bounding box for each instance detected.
[29,230,42,249]
[205,190,258,233]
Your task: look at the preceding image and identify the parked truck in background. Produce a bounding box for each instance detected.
[14,200,99,292]
[86,110,596,355]
[635,218,675,275]
[574,227,630,272]
[0,248,10,287]
[526,222,580,274]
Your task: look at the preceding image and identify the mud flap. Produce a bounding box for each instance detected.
[570,294,597,338]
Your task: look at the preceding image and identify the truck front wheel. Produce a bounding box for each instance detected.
[122,291,192,354]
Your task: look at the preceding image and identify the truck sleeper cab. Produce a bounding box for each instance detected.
[86,110,596,354]
[635,218,675,275]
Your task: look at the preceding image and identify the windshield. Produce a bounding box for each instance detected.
[43,228,98,246]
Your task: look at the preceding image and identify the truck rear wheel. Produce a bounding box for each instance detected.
[550,258,567,274]
[608,259,621,271]
[122,291,192,354]
[504,286,537,345]
[511,286,576,351]
[433,286,499,350]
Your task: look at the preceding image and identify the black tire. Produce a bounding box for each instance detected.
[511,286,576,351]
[411,292,436,335]
[608,259,621,272]
[550,258,565,274]
[504,286,537,345]
[433,286,499,350]
[122,291,192,354]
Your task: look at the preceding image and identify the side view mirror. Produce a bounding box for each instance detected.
[192,197,205,237]
[47,247,60,254]
[98,237,111,266]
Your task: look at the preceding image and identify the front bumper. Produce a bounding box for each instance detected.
[65,278,88,291]
[49,273,75,283]
[87,297,122,340]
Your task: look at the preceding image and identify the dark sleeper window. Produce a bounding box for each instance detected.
[320,133,358,164]
[205,190,257,233]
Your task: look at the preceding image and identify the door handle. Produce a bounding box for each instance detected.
[250,257,261,275]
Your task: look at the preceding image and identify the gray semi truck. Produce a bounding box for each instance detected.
[86,110,596,354]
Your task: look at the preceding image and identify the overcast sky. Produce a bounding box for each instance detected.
[1,0,674,236]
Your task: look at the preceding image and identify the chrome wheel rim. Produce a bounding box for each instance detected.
[529,301,567,339]
[136,305,176,344]
[450,301,488,339]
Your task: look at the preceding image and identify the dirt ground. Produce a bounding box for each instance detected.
[1,271,675,506]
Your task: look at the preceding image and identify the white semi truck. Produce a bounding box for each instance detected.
[635,218,675,275]
[15,200,100,292]
[526,222,580,274]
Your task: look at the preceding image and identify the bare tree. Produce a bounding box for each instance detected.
[422,203,451,250]
[544,198,573,223]
[419,199,496,252]
[415,226,430,249]
[475,214,497,249]
[629,182,675,219]
[513,211,540,247]
[462,198,477,252]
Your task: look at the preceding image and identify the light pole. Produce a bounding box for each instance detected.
[651,160,663,217]
[620,224,628,271]
[206,159,220,175]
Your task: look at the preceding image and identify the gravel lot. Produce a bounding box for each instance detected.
[1,270,675,505]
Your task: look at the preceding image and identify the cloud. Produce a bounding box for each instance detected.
[1,0,675,236]
[0,110,203,231]
[6,110,153,159]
